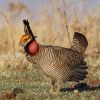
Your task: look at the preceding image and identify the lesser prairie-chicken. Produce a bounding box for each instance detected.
[19,20,88,92]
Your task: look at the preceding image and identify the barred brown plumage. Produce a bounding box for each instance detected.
[26,45,86,82]
[19,20,88,92]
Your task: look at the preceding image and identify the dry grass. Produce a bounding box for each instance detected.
[0,1,100,52]
[0,56,99,100]
[0,0,100,100]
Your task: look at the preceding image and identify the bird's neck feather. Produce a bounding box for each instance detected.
[25,39,39,55]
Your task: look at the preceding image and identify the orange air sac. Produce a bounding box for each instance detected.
[28,41,39,54]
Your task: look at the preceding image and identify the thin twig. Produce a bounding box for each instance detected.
[63,11,72,46]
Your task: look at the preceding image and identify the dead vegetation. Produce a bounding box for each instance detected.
[0,1,100,54]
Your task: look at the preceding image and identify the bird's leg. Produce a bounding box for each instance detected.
[50,80,56,93]
[50,80,61,93]
[56,82,61,92]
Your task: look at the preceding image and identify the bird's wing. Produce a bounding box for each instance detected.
[53,48,88,82]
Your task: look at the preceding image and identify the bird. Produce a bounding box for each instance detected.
[0,88,24,100]
[19,19,88,92]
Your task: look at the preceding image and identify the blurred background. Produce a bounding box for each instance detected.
[0,0,100,99]
[0,0,100,53]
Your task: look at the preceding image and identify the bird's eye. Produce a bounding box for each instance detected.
[24,39,27,41]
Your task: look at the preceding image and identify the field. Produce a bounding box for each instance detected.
[0,0,100,100]
[0,54,100,100]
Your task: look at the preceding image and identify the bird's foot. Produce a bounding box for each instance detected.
[49,87,59,94]
[49,80,60,94]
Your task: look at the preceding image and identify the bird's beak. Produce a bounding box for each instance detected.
[18,42,23,46]
[18,42,21,46]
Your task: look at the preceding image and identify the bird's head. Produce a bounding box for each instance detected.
[19,34,31,47]
[19,34,37,47]
[19,19,37,47]
[19,19,39,54]
[19,34,39,54]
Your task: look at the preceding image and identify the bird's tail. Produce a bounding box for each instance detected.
[71,32,88,55]
[71,61,88,82]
